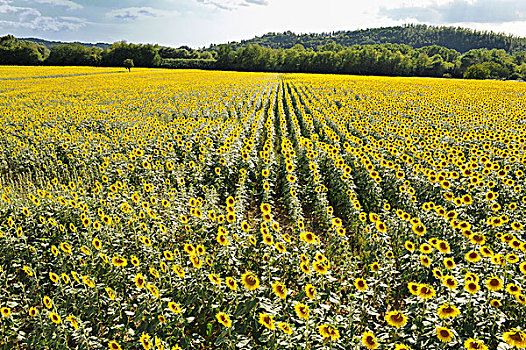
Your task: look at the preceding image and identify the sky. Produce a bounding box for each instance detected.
[1,0,526,48]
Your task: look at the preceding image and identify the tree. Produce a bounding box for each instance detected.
[46,43,101,66]
[0,35,49,65]
[124,58,134,72]
[464,64,490,79]
[102,42,160,67]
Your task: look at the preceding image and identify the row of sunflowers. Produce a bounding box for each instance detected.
[0,67,525,349]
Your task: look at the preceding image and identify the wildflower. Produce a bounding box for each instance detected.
[362,331,378,349]
[385,311,407,328]
[258,313,275,330]
[216,312,232,328]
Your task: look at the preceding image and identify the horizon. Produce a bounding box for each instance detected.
[1,0,526,48]
[5,23,526,50]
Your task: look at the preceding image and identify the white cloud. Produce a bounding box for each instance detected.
[195,0,269,11]
[106,6,179,21]
[0,1,86,31]
[0,16,86,30]
[380,0,526,23]
[23,0,83,10]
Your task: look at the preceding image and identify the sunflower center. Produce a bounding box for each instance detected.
[391,313,403,322]
[490,279,499,286]
[440,330,450,338]
[510,333,524,342]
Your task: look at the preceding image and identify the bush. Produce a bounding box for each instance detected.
[463,64,490,79]
[159,58,217,70]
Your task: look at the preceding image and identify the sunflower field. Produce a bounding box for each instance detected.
[1,66,526,350]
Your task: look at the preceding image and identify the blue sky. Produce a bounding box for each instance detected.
[1,0,526,48]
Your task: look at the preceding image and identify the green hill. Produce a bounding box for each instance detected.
[20,37,111,50]
[212,24,526,53]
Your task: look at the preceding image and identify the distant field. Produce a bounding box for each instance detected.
[1,67,525,349]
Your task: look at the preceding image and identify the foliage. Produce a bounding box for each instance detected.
[159,58,216,69]
[123,58,134,72]
[215,43,526,79]
[0,35,49,65]
[464,64,491,79]
[46,43,103,66]
[212,24,526,53]
[101,41,161,68]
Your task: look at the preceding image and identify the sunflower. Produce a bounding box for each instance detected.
[225,277,237,291]
[140,332,152,350]
[1,307,11,317]
[464,281,480,294]
[294,302,309,319]
[241,221,250,232]
[300,262,311,274]
[112,256,127,267]
[319,324,340,340]
[190,256,203,269]
[516,294,526,305]
[278,322,293,335]
[216,312,232,328]
[208,274,221,286]
[385,310,407,328]
[436,326,453,343]
[420,255,432,267]
[412,224,426,236]
[258,313,275,330]
[66,315,79,330]
[490,299,501,308]
[302,231,317,244]
[217,233,229,246]
[260,203,271,214]
[443,276,458,290]
[486,276,504,291]
[135,273,146,289]
[354,278,368,291]
[437,240,450,254]
[305,284,316,299]
[376,221,387,233]
[394,345,411,350]
[43,296,53,309]
[272,281,287,299]
[361,331,378,349]
[417,284,435,299]
[108,341,122,350]
[506,283,521,295]
[437,303,460,319]
[167,302,181,314]
[172,265,185,278]
[503,329,526,348]
[420,243,432,254]
[465,251,481,263]
[312,261,328,275]
[49,272,59,283]
[49,311,61,324]
[146,283,159,298]
[241,271,260,291]
[29,307,38,317]
[408,282,420,296]
[464,338,488,350]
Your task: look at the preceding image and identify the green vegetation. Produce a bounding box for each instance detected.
[215,24,526,53]
[2,25,526,80]
[123,58,134,72]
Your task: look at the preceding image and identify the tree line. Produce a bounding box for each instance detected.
[1,34,526,80]
[215,43,526,80]
[215,24,526,54]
